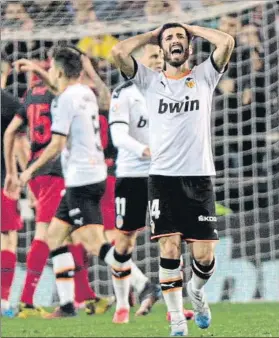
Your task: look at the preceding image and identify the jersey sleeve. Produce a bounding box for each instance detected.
[51,94,74,136]
[122,57,156,92]
[195,52,227,91]
[109,88,130,126]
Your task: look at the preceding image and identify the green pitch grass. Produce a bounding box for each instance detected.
[2,303,279,337]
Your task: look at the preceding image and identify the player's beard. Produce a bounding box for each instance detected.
[164,48,189,68]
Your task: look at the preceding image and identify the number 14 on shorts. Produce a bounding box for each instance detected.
[148,199,160,233]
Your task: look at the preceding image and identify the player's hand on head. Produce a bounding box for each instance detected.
[13,59,36,73]
[81,54,92,68]
[151,26,163,38]
[150,26,163,44]
[19,169,33,188]
[4,174,20,200]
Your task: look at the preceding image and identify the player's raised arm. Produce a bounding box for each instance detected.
[184,24,235,72]
[81,55,111,111]
[4,116,24,177]
[111,27,161,78]
[13,59,58,95]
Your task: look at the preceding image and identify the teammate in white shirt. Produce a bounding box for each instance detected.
[109,44,163,322]
[19,47,133,319]
[112,23,234,336]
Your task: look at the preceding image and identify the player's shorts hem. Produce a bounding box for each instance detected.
[116,226,146,234]
[184,238,220,243]
[52,217,71,227]
[72,224,104,234]
[151,232,183,240]
[1,229,20,234]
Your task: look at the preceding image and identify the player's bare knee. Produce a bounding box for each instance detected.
[1,232,11,251]
[115,231,137,255]
[47,219,70,251]
[192,242,215,265]
[9,231,18,252]
[34,222,49,241]
[159,235,181,259]
[72,225,106,256]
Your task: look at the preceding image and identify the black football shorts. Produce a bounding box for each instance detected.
[114,177,148,232]
[148,175,219,242]
[55,181,106,231]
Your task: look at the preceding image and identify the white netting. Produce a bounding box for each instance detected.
[3,0,279,305]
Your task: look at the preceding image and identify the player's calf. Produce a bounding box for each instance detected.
[159,257,184,319]
[48,246,76,317]
[1,231,17,317]
[20,223,49,310]
[188,243,216,329]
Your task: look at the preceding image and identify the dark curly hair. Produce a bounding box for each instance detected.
[52,47,82,79]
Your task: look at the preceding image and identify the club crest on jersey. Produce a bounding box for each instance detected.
[112,103,119,113]
[185,77,195,88]
[116,215,124,229]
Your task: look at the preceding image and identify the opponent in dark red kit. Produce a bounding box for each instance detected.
[4,82,65,318]
[1,89,27,318]
[4,57,113,317]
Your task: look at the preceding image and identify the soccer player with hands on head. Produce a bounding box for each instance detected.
[109,43,194,322]
[112,22,234,336]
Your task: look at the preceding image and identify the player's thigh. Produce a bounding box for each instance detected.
[104,229,118,244]
[48,193,72,251]
[1,189,23,233]
[148,175,183,241]
[115,177,148,232]
[67,182,107,256]
[35,175,65,224]
[182,177,219,242]
[100,175,116,232]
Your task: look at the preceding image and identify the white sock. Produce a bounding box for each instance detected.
[104,247,131,311]
[159,261,184,322]
[52,250,75,306]
[131,262,149,294]
[191,258,216,291]
[1,299,10,310]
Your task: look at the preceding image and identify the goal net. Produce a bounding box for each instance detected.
[2,0,279,305]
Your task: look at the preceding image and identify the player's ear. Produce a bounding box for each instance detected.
[58,68,64,79]
[189,43,193,56]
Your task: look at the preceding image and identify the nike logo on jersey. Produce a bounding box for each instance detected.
[158,96,200,114]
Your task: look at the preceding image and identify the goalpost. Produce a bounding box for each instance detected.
[2,0,278,305]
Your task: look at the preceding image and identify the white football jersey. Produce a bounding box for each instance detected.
[51,83,107,187]
[128,54,224,176]
[109,82,150,177]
